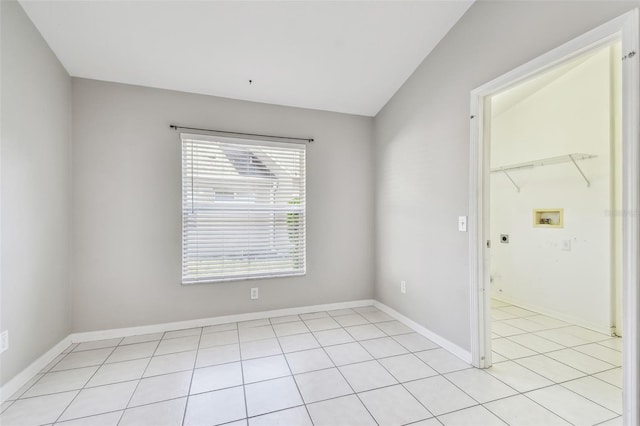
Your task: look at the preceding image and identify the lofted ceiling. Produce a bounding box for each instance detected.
[20,0,473,116]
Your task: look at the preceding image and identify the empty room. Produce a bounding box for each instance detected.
[1,1,639,426]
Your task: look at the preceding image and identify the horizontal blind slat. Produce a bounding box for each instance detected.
[182,133,306,283]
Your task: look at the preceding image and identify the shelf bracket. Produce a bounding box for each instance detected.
[568,154,591,187]
[502,171,520,192]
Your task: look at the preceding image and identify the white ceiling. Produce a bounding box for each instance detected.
[20,0,473,116]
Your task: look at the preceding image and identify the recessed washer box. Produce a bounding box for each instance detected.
[533,208,564,228]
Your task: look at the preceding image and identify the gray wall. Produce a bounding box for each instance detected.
[71,78,374,332]
[1,1,72,385]
[373,0,639,351]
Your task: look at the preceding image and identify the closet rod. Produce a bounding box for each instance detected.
[170,125,314,143]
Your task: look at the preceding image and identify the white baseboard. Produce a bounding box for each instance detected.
[69,299,375,343]
[1,297,474,404]
[0,336,72,403]
[373,301,472,364]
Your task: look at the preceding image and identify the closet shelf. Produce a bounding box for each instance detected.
[490,153,597,192]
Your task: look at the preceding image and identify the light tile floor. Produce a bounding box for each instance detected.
[489,299,623,426]
[0,304,623,426]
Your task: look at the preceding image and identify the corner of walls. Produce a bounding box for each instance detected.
[371,0,640,353]
[70,78,377,332]
[0,0,73,387]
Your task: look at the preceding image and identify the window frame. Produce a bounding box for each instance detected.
[180,132,307,284]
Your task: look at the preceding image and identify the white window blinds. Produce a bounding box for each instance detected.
[181,133,306,284]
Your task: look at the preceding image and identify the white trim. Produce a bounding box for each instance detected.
[620,9,640,426]
[468,9,639,426]
[373,301,472,364]
[0,336,72,403]
[1,297,476,406]
[69,299,375,343]
[1,299,373,403]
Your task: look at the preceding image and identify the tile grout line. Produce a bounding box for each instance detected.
[490,303,622,422]
[51,343,121,424]
[236,323,250,425]
[271,322,316,426]
[3,303,622,426]
[7,340,447,405]
[116,338,164,425]
[179,327,204,426]
[352,335,436,424]
[312,328,381,426]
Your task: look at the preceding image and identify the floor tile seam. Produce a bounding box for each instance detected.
[352,335,436,422]
[50,407,125,425]
[540,348,619,371]
[117,338,163,425]
[494,335,549,356]
[556,381,624,416]
[484,361,560,390]
[109,378,484,426]
[438,366,529,408]
[496,314,568,329]
[0,400,14,415]
[312,337,382,425]
[70,337,124,353]
[511,355,625,392]
[52,344,120,424]
[481,391,575,425]
[235,320,250,424]
[269,315,302,325]
[589,368,624,389]
[592,415,623,426]
[571,344,623,363]
[502,331,571,351]
[593,340,622,353]
[438,400,513,425]
[508,354,590,383]
[11,331,448,403]
[179,327,204,426]
[270,323,315,426]
[519,386,615,425]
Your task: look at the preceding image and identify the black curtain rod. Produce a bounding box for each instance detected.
[170,125,314,143]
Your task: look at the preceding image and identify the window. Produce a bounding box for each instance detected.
[181,133,306,283]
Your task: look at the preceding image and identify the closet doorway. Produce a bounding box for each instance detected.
[468,10,639,426]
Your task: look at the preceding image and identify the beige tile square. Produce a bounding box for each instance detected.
[339,360,396,392]
[360,384,432,425]
[307,395,376,426]
[404,376,475,416]
[249,406,311,426]
[59,381,137,421]
[184,386,246,426]
[444,368,517,403]
[526,385,618,425]
[484,394,570,426]
[438,405,506,426]
[245,376,303,416]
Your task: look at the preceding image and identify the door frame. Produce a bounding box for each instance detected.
[468,9,639,425]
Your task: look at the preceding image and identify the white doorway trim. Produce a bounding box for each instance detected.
[468,9,639,425]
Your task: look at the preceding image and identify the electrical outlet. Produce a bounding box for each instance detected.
[250,288,259,300]
[0,330,8,354]
[400,281,406,294]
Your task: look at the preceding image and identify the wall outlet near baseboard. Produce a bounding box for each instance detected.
[400,281,406,294]
[250,288,259,300]
[0,330,8,353]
